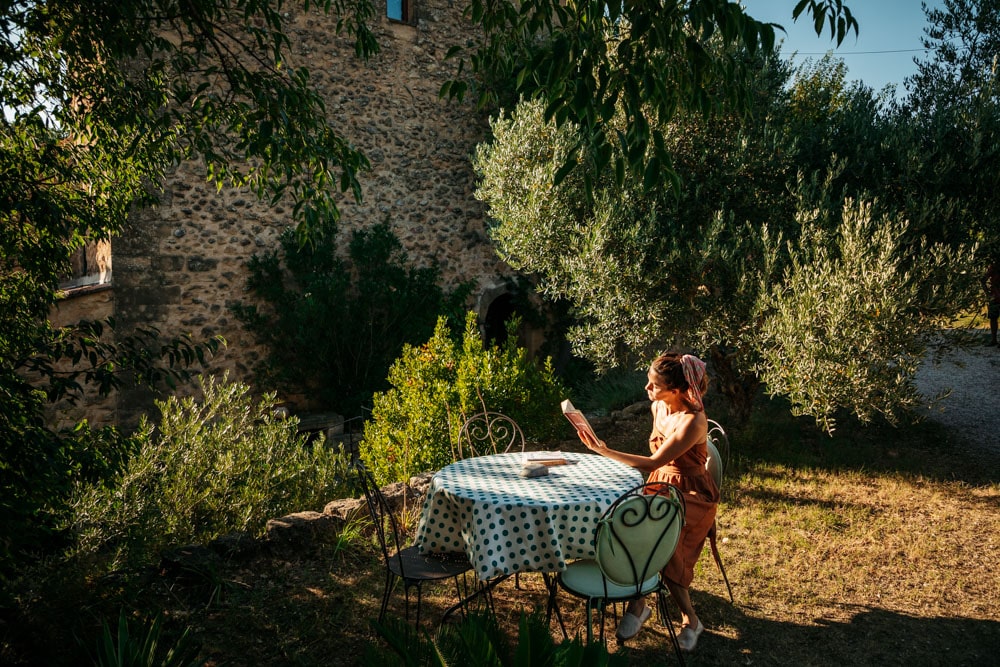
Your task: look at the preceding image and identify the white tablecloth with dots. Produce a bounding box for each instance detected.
[414,452,644,581]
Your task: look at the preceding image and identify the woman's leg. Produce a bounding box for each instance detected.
[665,579,699,629]
[625,598,646,615]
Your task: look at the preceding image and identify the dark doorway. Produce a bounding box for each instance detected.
[483,293,516,346]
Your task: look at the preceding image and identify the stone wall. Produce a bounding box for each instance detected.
[102,2,520,428]
[45,285,118,429]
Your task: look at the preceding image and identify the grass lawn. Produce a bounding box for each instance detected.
[5,395,999,666]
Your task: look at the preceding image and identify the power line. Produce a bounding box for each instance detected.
[790,48,930,56]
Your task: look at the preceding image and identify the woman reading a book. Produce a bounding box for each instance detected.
[574,352,718,652]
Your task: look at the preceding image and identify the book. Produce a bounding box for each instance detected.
[561,399,599,442]
[523,451,571,466]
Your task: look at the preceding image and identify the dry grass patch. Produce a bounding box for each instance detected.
[5,399,998,667]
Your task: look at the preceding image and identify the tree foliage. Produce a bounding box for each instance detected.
[474,55,796,423]
[1,0,376,580]
[448,0,857,197]
[903,0,1000,258]
[474,47,983,430]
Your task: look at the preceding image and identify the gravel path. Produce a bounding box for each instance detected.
[914,333,1000,455]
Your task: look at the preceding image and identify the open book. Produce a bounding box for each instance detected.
[561,399,599,443]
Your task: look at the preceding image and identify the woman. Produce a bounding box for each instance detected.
[575,352,718,652]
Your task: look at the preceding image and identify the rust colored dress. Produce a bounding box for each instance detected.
[647,424,720,589]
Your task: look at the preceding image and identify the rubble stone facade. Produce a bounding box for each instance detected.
[57,2,527,429]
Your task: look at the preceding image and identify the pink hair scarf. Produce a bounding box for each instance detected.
[681,354,706,411]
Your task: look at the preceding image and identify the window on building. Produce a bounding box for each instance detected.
[60,239,112,291]
[387,0,415,23]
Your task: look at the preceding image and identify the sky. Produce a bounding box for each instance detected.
[746,1,946,97]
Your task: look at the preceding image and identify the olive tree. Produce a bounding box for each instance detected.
[902,0,1000,257]
[474,72,980,430]
[473,80,795,425]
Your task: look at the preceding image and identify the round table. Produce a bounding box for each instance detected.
[414,452,644,581]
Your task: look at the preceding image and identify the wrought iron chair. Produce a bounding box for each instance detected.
[356,465,473,627]
[707,418,730,472]
[705,421,734,603]
[456,411,526,459]
[456,411,531,588]
[548,482,687,663]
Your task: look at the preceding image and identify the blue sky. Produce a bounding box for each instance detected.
[746,1,945,96]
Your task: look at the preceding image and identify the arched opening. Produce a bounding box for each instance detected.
[483,292,516,347]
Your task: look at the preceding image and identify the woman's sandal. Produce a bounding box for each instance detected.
[677,620,704,652]
[615,605,652,641]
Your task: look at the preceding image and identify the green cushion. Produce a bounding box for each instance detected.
[560,559,660,599]
[595,493,683,587]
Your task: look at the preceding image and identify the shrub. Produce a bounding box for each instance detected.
[360,313,567,486]
[66,374,352,569]
[231,222,472,416]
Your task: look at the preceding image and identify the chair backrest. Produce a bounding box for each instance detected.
[356,465,406,569]
[705,438,723,491]
[705,419,729,490]
[457,411,525,458]
[594,483,685,589]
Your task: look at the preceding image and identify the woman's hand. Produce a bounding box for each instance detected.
[578,429,607,453]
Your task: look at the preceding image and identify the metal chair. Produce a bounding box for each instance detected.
[356,465,473,627]
[548,482,687,663]
[705,422,734,603]
[456,411,525,459]
[707,418,730,471]
[455,410,531,589]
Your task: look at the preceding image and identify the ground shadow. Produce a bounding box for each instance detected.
[621,591,1000,666]
[731,393,1000,488]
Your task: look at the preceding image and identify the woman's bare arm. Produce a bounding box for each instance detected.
[577,412,704,474]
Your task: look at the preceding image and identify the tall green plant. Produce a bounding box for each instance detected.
[66,374,352,570]
[475,53,985,432]
[232,223,471,416]
[90,611,202,667]
[360,313,566,486]
[366,610,627,666]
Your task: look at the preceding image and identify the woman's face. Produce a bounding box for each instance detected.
[646,367,675,403]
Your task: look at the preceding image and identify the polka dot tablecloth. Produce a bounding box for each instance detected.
[415,452,644,581]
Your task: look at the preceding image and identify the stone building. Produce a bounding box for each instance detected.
[51,1,538,430]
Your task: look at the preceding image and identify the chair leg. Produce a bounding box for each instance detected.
[378,571,396,623]
[543,574,569,640]
[657,590,686,667]
[709,522,734,603]
[597,602,607,646]
[414,582,423,628]
[403,581,411,623]
[451,575,468,621]
[585,599,595,645]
